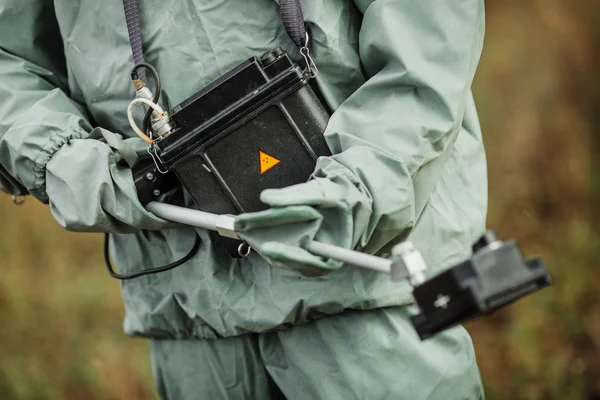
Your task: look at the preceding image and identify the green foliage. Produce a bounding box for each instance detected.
[0,0,598,398]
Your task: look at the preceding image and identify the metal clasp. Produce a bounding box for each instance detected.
[237,242,252,258]
[12,195,25,205]
[300,32,318,78]
[147,144,169,175]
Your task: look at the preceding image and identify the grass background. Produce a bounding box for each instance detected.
[1,0,599,398]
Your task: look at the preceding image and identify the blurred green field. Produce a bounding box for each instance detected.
[1,1,599,399]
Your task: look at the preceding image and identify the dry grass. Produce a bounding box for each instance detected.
[0,197,157,399]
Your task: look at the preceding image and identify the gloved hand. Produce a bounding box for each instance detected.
[235,161,373,277]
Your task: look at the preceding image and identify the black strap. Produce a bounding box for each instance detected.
[123,0,146,82]
[280,0,307,48]
[122,0,308,68]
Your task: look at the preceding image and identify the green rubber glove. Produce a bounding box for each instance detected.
[235,168,372,277]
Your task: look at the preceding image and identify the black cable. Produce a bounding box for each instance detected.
[104,232,201,280]
[131,62,161,136]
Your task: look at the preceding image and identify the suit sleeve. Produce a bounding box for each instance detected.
[315,0,485,252]
[0,0,170,233]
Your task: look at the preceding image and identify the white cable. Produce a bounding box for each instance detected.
[127,98,165,144]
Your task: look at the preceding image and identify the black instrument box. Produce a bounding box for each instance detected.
[136,48,331,256]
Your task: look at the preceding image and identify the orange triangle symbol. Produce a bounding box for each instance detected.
[259,150,281,174]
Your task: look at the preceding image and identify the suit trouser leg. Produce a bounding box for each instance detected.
[149,334,285,400]
[258,306,485,400]
[149,306,484,400]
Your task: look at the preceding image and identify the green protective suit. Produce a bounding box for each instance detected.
[0,0,488,398]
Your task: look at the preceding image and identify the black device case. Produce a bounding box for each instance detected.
[135,48,331,257]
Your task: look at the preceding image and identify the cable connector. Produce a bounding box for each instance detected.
[135,84,154,102]
[151,114,174,138]
[390,241,427,285]
[132,78,145,91]
[127,98,166,144]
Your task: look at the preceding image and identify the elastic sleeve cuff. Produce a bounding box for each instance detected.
[31,123,89,202]
[44,128,176,233]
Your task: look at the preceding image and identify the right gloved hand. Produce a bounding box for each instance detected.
[235,164,374,277]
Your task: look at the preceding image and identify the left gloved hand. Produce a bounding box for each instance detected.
[235,165,373,277]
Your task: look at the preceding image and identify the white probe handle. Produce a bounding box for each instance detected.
[146,201,393,274]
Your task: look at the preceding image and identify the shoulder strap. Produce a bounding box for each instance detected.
[122,0,308,70]
[122,0,147,81]
[279,0,307,48]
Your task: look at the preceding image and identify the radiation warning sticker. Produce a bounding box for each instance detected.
[259,150,281,174]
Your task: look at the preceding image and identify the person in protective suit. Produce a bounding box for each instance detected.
[0,0,488,399]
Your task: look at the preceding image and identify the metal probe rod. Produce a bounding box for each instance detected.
[146,202,392,274]
[147,201,220,231]
[307,241,392,274]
